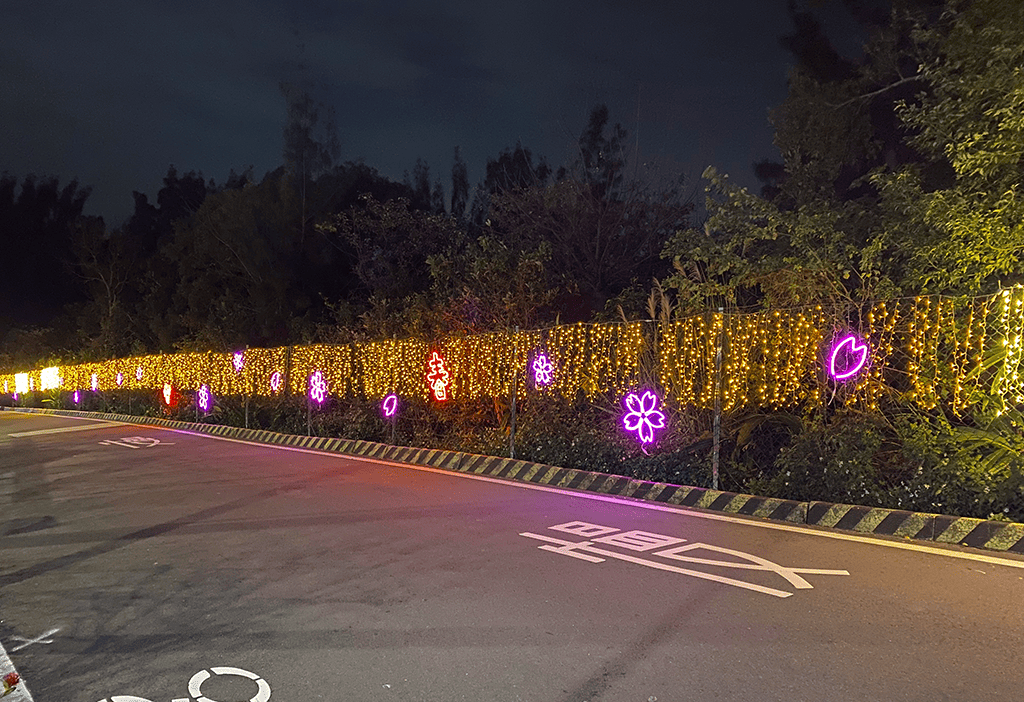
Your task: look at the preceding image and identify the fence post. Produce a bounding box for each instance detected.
[510,326,518,459]
[712,306,724,490]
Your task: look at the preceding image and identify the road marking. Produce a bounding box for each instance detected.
[0,639,33,701]
[98,437,174,449]
[522,521,849,598]
[185,666,271,702]
[9,628,59,652]
[9,422,122,437]
[115,425,1024,570]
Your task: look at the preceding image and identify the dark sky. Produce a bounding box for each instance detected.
[2,1,864,225]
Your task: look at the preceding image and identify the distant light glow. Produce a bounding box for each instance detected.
[116,372,124,387]
[73,390,80,404]
[270,371,282,393]
[162,383,173,406]
[828,334,869,381]
[532,353,553,386]
[91,373,98,391]
[426,351,450,401]
[382,394,398,418]
[233,351,245,372]
[309,370,327,405]
[3,380,7,393]
[622,391,666,444]
[40,366,61,391]
[198,384,212,412]
[136,366,143,382]
[14,374,28,394]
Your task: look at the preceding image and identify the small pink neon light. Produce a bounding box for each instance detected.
[828,334,870,381]
[233,351,244,372]
[136,366,143,382]
[309,370,327,405]
[270,371,282,393]
[116,372,124,387]
[622,391,666,444]
[382,394,398,418]
[426,351,450,401]
[198,384,212,412]
[533,353,553,386]
[73,390,80,404]
[162,383,173,405]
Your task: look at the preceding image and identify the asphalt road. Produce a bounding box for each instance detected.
[1,411,1023,702]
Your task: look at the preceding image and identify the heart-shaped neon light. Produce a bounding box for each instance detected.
[382,394,398,418]
[829,334,869,380]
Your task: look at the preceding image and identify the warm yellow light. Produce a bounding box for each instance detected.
[40,366,61,391]
[14,373,29,394]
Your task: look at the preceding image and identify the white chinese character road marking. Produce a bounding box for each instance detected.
[98,437,174,449]
[521,521,849,599]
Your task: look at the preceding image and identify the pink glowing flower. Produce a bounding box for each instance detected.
[309,370,327,405]
[828,334,869,381]
[622,391,666,444]
[198,384,212,412]
[136,366,143,381]
[532,353,553,386]
[270,371,282,393]
[233,350,245,372]
[382,394,398,418]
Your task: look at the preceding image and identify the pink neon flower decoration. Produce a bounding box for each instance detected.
[233,350,245,372]
[533,353,553,386]
[73,390,80,404]
[828,334,869,381]
[198,384,212,412]
[309,370,327,405]
[382,394,398,418]
[136,366,144,381]
[622,391,666,444]
[270,371,282,393]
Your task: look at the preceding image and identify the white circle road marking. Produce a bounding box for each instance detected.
[98,697,154,702]
[188,667,271,702]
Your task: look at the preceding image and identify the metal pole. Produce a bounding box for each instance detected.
[509,326,517,459]
[712,306,723,490]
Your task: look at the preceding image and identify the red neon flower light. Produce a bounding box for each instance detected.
[426,351,450,401]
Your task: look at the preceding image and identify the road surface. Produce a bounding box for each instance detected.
[2,411,1022,701]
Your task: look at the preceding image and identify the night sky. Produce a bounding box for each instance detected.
[2,1,864,225]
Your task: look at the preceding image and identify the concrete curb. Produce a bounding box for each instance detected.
[7,407,1024,555]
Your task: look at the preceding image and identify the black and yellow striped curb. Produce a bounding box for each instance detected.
[7,407,1024,555]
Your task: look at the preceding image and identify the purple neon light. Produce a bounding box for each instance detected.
[309,370,327,405]
[621,391,666,444]
[116,372,124,387]
[136,366,143,382]
[198,384,212,412]
[233,351,245,372]
[73,390,80,404]
[533,353,553,386]
[382,394,398,418]
[828,334,869,381]
[270,371,282,393]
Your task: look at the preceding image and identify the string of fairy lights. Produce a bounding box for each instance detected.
[4,288,1024,420]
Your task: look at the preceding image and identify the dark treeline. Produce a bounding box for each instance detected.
[2,0,1020,372]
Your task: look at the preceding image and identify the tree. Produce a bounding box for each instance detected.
[281,82,341,241]
[450,146,470,221]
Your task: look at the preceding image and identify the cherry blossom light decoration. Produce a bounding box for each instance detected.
[532,353,553,387]
[621,390,666,445]
[828,334,870,381]
[197,384,212,413]
[233,350,245,373]
[309,370,327,405]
